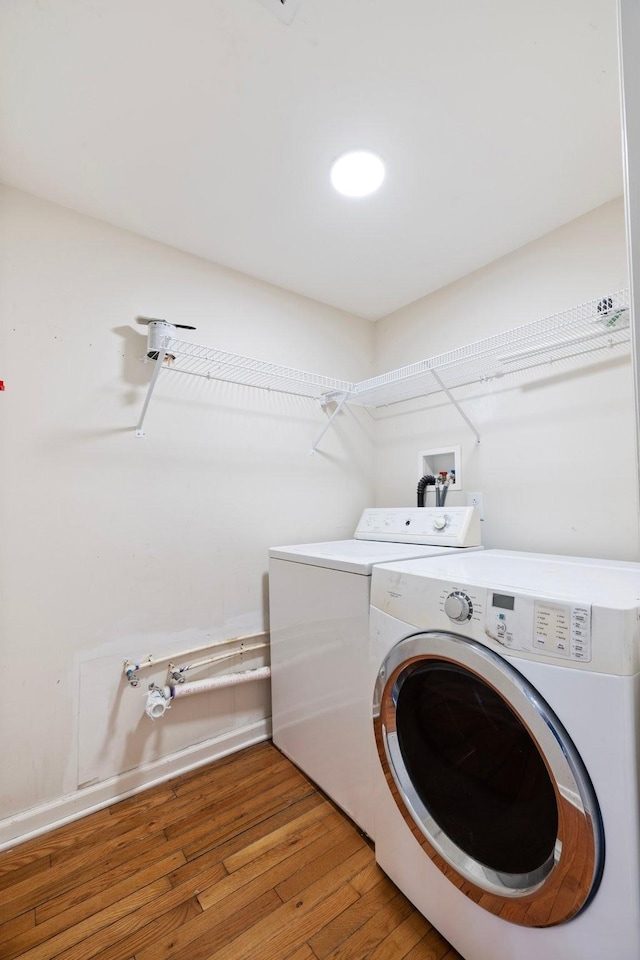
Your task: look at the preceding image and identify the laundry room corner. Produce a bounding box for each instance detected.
[372,197,639,561]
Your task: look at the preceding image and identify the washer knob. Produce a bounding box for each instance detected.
[444,591,472,623]
[433,515,448,531]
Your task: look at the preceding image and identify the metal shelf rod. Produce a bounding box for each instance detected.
[430,368,481,443]
[135,346,167,437]
[310,392,350,455]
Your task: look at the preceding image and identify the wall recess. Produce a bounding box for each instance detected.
[418,446,462,492]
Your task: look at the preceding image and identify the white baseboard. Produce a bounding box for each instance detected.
[0,719,271,852]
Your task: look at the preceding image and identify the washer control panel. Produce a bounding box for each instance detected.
[436,581,592,662]
[355,507,481,547]
[483,590,592,662]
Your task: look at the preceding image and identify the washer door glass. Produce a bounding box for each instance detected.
[397,660,557,879]
[374,631,604,927]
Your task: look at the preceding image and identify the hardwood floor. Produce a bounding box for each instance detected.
[0,742,463,960]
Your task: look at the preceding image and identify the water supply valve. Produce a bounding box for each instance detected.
[125,667,140,687]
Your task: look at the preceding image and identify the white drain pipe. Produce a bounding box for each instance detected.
[145,665,271,720]
[173,666,271,698]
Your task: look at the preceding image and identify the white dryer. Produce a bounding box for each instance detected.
[269,506,481,839]
[369,549,640,960]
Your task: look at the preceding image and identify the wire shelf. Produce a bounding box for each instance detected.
[348,291,630,408]
[135,290,630,444]
[159,336,355,401]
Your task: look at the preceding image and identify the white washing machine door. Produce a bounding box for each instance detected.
[374,631,604,928]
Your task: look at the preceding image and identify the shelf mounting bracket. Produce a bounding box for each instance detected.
[310,393,350,455]
[135,348,167,437]
[430,369,481,443]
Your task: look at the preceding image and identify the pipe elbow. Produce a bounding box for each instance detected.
[145,684,171,720]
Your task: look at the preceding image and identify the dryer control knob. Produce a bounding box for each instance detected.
[444,591,472,623]
[433,515,448,531]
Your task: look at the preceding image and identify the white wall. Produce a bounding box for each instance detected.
[0,185,375,846]
[374,197,639,560]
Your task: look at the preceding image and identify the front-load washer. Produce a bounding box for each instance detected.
[369,548,640,960]
[269,506,481,838]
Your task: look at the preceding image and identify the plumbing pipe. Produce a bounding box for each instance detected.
[171,666,271,699]
[167,641,269,682]
[145,684,171,720]
[124,630,268,685]
[144,666,271,720]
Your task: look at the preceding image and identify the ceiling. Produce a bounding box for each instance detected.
[0,0,624,320]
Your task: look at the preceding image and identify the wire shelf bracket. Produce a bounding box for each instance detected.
[135,345,167,437]
[310,392,350,455]
[430,368,481,443]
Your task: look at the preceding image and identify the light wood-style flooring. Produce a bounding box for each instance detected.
[0,741,463,960]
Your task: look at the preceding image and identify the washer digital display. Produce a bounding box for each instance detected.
[492,593,515,611]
